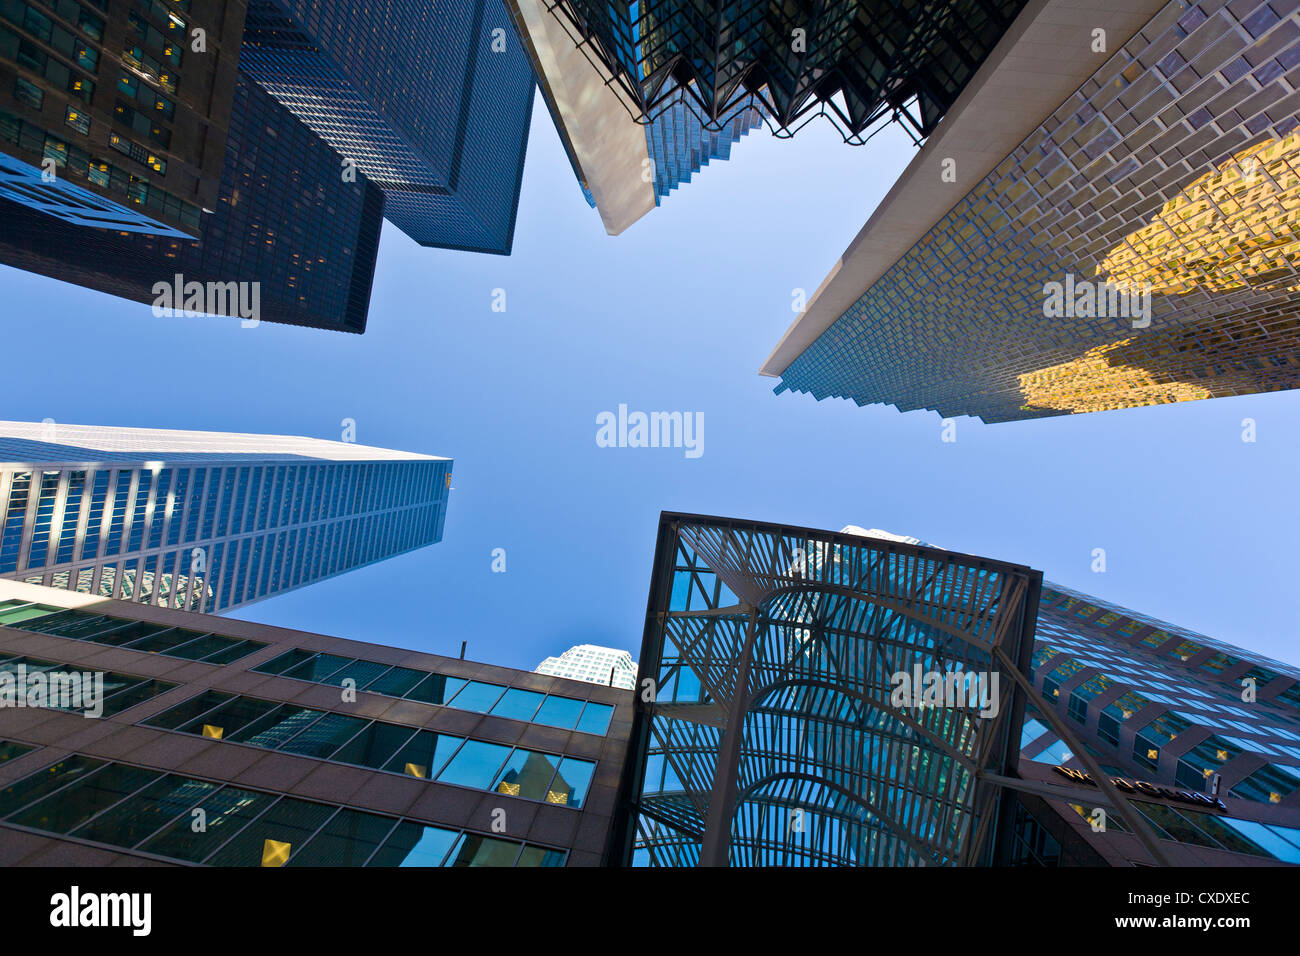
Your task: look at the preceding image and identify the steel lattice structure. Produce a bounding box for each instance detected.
[609,515,1181,866]
[539,0,1028,142]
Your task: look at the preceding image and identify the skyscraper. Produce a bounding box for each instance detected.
[0,0,246,237]
[536,644,636,690]
[0,73,385,332]
[763,0,1300,422]
[1003,580,1300,866]
[0,420,451,614]
[0,578,628,866]
[239,0,535,253]
[506,0,1024,232]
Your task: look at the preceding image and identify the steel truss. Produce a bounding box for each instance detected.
[537,0,1028,143]
[610,514,1173,866]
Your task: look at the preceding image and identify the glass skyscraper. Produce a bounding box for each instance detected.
[506,0,1024,233]
[0,421,451,614]
[1004,580,1300,866]
[0,73,385,332]
[0,0,246,237]
[239,0,535,253]
[765,0,1300,422]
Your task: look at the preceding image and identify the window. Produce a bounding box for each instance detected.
[2,605,263,663]
[2,755,573,867]
[252,649,616,733]
[13,76,42,109]
[1230,764,1300,805]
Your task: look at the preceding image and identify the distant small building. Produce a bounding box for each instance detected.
[537,644,636,691]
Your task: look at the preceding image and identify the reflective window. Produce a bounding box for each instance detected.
[252,649,614,734]
[383,730,461,779]
[447,681,505,713]
[0,755,568,866]
[0,604,263,662]
[575,702,615,735]
[491,688,544,722]
[437,740,510,790]
[1230,763,1300,805]
[368,821,458,867]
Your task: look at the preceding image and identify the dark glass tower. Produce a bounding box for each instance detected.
[239,0,535,253]
[527,0,1025,141]
[0,420,451,614]
[0,72,384,332]
[0,0,246,237]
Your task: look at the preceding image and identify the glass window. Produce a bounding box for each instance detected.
[1230,764,1300,805]
[405,673,467,705]
[283,653,352,683]
[0,602,60,625]
[144,690,233,730]
[319,658,390,688]
[576,702,614,735]
[277,712,368,759]
[252,648,314,676]
[515,845,566,867]
[140,785,271,862]
[436,740,511,790]
[491,688,544,722]
[383,730,462,780]
[367,821,459,867]
[13,76,42,109]
[64,104,89,134]
[1220,817,1300,864]
[286,808,396,867]
[0,755,105,818]
[332,722,416,770]
[0,739,34,763]
[182,696,280,740]
[228,704,323,749]
[100,678,175,717]
[547,758,595,808]
[363,666,425,697]
[445,832,523,866]
[447,681,505,713]
[532,695,585,729]
[492,749,560,801]
[73,774,214,847]
[204,797,335,867]
[9,762,159,834]
[164,633,235,660]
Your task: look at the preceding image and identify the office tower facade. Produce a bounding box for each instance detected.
[1002,580,1300,866]
[0,72,384,331]
[0,0,246,237]
[0,579,629,866]
[764,0,1300,423]
[608,514,1043,867]
[507,0,1024,233]
[0,421,451,614]
[239,0,534,253]
[536,644,636,691]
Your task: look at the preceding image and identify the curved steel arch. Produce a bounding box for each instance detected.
[614,514,1045,867]
[730,770,941,866]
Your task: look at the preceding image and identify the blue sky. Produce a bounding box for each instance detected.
[3,91,1297,672]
